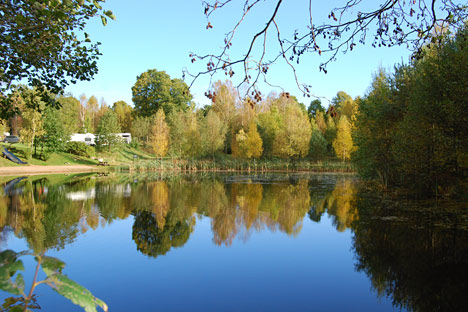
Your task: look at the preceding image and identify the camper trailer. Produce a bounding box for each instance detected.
[117,133,132,144]
[70,133,96,146]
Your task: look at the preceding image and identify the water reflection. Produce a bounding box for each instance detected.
[0,173,467,311]
[352,196,468,311]
[1,174,358,254]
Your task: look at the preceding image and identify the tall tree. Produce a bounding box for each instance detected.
[257,107,282,157]
[167,107,202,158]
[96,110,121,152]
[272,97,312,158]
[57,95,80,135]
[233,122,263,159]
[309,119,328,159]
[132,69,192,117]
[131,116,152,144]
[150,109,170,157]
[209,80,237,153]
[78,94,90,133]
[307,99,325,118]
[94,102,110,133]
[112,101,133,133]
[332,91,356,120]
[182,109,202,158]
[324,115,337,155]
[352,68,403,187]
[333,116,354,161]
[0,0,114,116]
[245,122,263,159]
[43,107,68,153]
[87,95,99,133]
[201,110,226,159]
[315,110,327,134]
[14,87,46,157]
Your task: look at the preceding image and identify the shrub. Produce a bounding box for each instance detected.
[23,149,32,161]
[129,139,139,149]
[41,151,51,161]
[66,142,95,158]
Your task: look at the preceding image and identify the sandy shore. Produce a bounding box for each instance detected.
[0,165,101,176]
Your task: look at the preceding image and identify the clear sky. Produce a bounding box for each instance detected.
[65,0,413,108]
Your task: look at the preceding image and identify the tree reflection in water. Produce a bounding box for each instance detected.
[352,196,468,311]
[1,173,467,311]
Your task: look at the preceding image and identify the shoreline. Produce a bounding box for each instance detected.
[0,165,356,176]
[0,165,102,176]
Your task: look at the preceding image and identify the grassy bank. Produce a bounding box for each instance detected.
[1,143,354,174]
[0,143,155,168]
[0,143,98,167]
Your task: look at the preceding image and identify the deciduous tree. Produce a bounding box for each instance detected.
[43,107,68,153]
[112,101,133,133]
[96,110,121,152]
[132,69,192,117]
[309,119,327,159]
[333,116,354,161]
[0,0,114,115]
[150,109,170,157]
[201,110,226,159]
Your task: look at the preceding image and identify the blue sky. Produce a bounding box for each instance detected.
[65,0,413,108]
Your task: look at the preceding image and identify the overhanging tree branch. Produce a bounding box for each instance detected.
[185,0,467,101]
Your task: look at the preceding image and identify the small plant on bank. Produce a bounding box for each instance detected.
[66,142,95,158]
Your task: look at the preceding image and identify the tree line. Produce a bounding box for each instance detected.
[130,71,356,161]
[1,70,357,163]
[352,24,468,195]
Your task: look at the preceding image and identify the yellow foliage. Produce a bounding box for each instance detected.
[150,109,170,157]
[333,116,354,161]
[232,123,263,158]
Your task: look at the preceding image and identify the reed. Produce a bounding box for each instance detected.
[115,156,354,173]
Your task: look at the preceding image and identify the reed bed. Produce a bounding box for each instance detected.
[115,157,354,173]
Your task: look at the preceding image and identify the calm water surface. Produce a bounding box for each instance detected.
[0,173,467,311]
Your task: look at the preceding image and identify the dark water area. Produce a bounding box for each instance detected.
[0,173,467,311]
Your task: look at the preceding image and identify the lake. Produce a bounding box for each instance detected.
[1,173,467,311]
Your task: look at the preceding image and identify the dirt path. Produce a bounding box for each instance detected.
[0,165,102,176]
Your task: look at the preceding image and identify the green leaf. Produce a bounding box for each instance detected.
[40,256,65,274]
[93,0,102,10]
[44,273,108,312]
[100,15,107,26]
[15,274,25,291]
[0,250,25,295]
[103,10,115,20]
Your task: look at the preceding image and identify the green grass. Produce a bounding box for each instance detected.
[95,145,155,165]
[0,143,99,166]
[0,142,155,168]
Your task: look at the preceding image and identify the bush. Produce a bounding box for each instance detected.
[129,139,139,149]
[41,151,51,161]
[66,142,95,158]
[23,149,32,161]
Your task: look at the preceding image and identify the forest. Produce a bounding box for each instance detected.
[0,7,467,196]
[0,72,354,165]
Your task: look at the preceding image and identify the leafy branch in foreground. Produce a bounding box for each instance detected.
[185,0,467,99]
[0,249,107,312]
